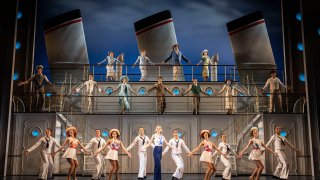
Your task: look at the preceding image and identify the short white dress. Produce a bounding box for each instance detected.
[200,142,214,163]
[105,140,120,161]
[63,139,78,160]
[248,139,263,161]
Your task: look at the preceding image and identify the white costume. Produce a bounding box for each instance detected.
[266,134,295,179]
[200,142,214,163]
[77,80,100,113]
[134,55,153,81]
[163,138,190,179]
[62,139,79,160]
[98,56,122,79]
[216,142,237,180]
[218,84,243,111]
[105,140,120,161]
[262,77,286,112]
[27,136,61,180]
[127,135,151,178]
[84,137,106,180]
[248,139,263,161]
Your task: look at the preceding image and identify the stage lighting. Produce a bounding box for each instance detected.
[210,128,219,138]
[46,92,52,97]
[17,11,22,19]
[138,87,147,95]
[280,130,288,137]
[299,73,305,82]
[105,87,113,95]
[102,129,109,137]
[172,87,180,95]
[31,128,41,137]
[296,12,301,21]
[13,72,19,80]
[297,42,304,51]
[16,41,21,49]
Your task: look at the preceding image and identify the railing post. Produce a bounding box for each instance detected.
[233,66,236,81]
[247,75,249,95]
[224,66,227,81]
[192,66,194,80]
[126,65,128,76]
[158,65,161,76]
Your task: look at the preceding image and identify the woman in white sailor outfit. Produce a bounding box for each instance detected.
[95,129,131,180]
[127,127,152,180]
[162,128,191,180]
[133,50,154,81]
[54,127,88,180]
[213,134,240,180]
[189,130,226,180]
[25,128,61,180]
[97,51,123,81]
[145,125,174,180]
[239,127,277,180]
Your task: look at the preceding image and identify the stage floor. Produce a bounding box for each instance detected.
[0,175,314,180]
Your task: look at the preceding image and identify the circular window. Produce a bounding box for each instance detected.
[138,87,147,95]
[102,129,109,137]
[172,87,180,95]
[205,87,214,96]
[30,127,41,137]
[280,130,288,137]
[105,87,113,95]
[210,128,220,138]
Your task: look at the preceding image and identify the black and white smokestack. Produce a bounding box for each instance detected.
[227,11,277,83]
[44,9,89,82]
[134,10,180,81]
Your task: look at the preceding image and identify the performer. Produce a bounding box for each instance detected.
[133,50,154,81]
[213,134,240,180]
[197,49,213,81]
[188,130,226,180]
[182,78,209,114]
[145,125,174,180]
[127,127,152,180]
[261,70,287,113]
[265,126,300,179]
[211,53,219,82]
[18,65,54,112]
[147,76,175,114]
[239,127,277,180]
[74,73,102,113]
[82,129,106,180]
[25,128,61,180]
[162,44,191,81]
[53,127,88,180]
[217,79,245,114]
[97,51,123,81]
[162,128,190,180]
[95,128,131,180]
[110,76,139,114]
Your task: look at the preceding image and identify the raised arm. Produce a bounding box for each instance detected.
[200,87,209,96]
[239,139,253,155]
[197,58,204,66]
[147,85,157,93]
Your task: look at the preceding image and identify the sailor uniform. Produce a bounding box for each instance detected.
[216,142,237,179]
[127,135,151,178]
[164,51,191,81]
[134,55,154,81]
[262,77,286,112]
[189,84,206,114]
[98,56,122,79]
[163,138,190,179]
[84,137,106,180]
[218,84,243,112]
[77,80,99,113]
[151,134,166,180]
[27,136,61,180]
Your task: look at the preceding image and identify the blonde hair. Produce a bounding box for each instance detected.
[155,125,163,133]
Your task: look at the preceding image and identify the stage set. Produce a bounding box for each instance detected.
[1,0,320,180]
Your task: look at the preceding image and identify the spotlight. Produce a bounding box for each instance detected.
[13,72,19,80]
[16,41,21,49]
[280,130,288,137]
[297,42,303,51]
[299,73,305,82]
[17,11,22,19]
[296,12,301,21]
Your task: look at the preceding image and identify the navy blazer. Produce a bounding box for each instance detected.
[164,51,191,65]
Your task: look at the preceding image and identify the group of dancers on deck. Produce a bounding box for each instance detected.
[25,125,300,180]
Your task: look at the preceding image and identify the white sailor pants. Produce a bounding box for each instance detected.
[139,65,147,81]
[39,152,54,179]
[92,153,104,179]
[138,151,147,178]
[274,150,289,179]
[172,153,184,179]
[221,156,232,179]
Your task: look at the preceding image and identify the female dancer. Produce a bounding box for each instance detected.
[97,51,123,81]
[197,49,213,81]
[53,126,88,180]
[145,125,174,180]
[111,76,139,114]
[188,130,226,180]
[239,127,277,180]
[95,128,131,180]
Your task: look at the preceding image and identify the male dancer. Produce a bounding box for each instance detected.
[182,78,209,114]
[147,76,175,114]
[127,127,152,180]
[162,129,190,180]
[162,44,191,81]
[18,65,54,112]
[25,128,61,180]
[133,50,154,81]
[261,70,287,113]
[75,73,102,113]
[266,126,300,179]
[83,129,106,180]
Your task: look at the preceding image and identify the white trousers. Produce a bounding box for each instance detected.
[171,153,184,179]
[140,66,147,81]
[274,150,289,179]
[39,152,54,179]
[92,154,104,179]
[138,151,147,178]
[173,66,181,81]
[220,156,232,179]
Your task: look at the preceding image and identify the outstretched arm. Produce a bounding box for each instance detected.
[147,85,157,94]
[189,142,203,156]
[18,75,34,86]
[183,85,192,96]
[96,140,111,154]
[97,58,107,65]
[129,85,139,96]
[217,85,226,95]
[262,79,270,91]
[212,143,226,157]
[127,137,138,151]
[120,141,131,157]
[164,85,174,95]
[239,139,252,155]
[54,138,69,154]
[44,76,54,86]
[133,57,140,66]
[145,135,154,149]
[25,138,43,154]
[163,53,172,64]
[261,142,276,155]
[182,54,191,64]
[285,139,298,151]
[146,57,154,65]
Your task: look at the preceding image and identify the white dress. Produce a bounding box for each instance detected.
[248,139,263,160]
[105,140,120,161]
[62,139,78,160]
[200,142,214,163]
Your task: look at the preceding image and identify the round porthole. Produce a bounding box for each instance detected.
[102,129,110,137]
[172,87,180,95]
[205,87,214,96]
[210,128,220,138]
[138,87,147,95]
[105,87,113,95]
[280,130,288,137]
[30,127,41,137]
